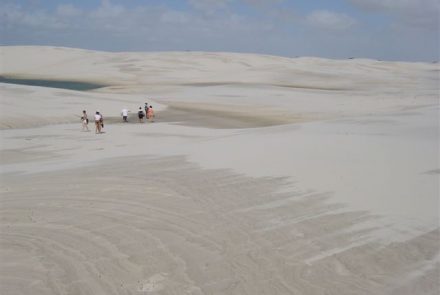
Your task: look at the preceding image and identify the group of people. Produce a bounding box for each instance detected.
[81,102,155,134]
[135,102,155,123]
[121,103,155,123]
[81,110,104,134]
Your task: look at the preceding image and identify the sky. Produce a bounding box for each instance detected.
[0,0,439,61]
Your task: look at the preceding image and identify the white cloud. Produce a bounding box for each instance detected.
[161,11,189,24]
[92,0,125,19]
[0,0,437,61]
[188,0,232,13]
[56,4,81,17]
[347,0,437,11]
[347,0,439,30]
[306,10,357,30]
[242,0,284,6]
[0,3,66,30]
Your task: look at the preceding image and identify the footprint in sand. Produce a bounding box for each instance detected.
[138,273,168,293]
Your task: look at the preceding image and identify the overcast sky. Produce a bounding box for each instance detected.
[1,0,439,61]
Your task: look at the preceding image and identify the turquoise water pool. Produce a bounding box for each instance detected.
[0,76,106,91]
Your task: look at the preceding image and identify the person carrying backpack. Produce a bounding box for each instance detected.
[94,111,102,134]
[138,107,145,123]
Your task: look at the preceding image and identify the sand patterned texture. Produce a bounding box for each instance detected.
[0,46,439,294]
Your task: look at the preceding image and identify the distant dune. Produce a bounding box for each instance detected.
[0,46,437,129]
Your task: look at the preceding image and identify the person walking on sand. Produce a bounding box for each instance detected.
[147,105,155,122]
[144,102,149,115]
[94,111,102,134]
[100,112,104,130]
[81,110,89,131]
[121,108,129,122]
[138,107,145,123]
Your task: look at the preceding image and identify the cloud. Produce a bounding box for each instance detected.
[242,0,284,7]
[347,0,437,11]
[92,0,125,19]
[0,3,62,30]
[56,4,82,17]
[347,0,439,30]
[0,1,267,50]
[306,10,357,30]
[188,0,232,13]
[0,0,437,61]
[160,11,189,24]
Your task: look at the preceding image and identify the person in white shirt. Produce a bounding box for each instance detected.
[94,111,102,134]
[121,108,129,122]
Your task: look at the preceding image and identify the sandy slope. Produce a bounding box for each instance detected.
[0,46,439,294]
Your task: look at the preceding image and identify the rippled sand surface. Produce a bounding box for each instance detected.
[2,156,438,294]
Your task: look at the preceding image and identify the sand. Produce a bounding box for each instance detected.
[0,46,439,294]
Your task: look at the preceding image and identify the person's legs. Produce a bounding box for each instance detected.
[83,120,89,131]
[95,121,100,133]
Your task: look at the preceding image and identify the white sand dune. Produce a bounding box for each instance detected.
[0,46,439,294]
